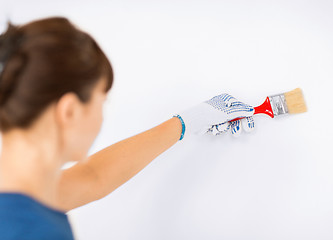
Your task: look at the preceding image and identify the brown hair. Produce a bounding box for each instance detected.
[0,17,113,134]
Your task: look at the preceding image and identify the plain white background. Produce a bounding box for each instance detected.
[0,0,333,239]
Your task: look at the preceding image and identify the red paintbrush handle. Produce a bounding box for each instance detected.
[230,97,274,122]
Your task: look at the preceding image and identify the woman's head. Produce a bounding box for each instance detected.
[0,17,113,162]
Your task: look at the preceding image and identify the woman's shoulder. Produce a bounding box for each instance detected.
[0,192,75,240]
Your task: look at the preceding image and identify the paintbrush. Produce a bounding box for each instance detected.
[231,88,307,121]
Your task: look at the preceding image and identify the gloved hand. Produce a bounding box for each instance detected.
[173,93,255,140]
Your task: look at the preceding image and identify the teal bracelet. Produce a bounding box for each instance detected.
[173,114,185,141]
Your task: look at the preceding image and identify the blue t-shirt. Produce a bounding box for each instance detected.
[0,192,74,240]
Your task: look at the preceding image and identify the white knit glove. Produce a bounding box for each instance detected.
[173,93,255,140]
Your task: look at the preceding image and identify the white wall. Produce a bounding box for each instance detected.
[1,0,333,239]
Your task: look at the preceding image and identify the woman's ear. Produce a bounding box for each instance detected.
[55,92,82,129]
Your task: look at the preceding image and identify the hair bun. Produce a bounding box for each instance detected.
[0,62,4,74]
[0,22,24,70]
[0,23,26,107]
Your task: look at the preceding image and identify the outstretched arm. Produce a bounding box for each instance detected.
[56,117,182,212]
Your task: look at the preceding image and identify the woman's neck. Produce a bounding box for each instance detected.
[0,129,64,211]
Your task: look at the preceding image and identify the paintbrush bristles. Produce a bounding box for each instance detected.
[284,88,307,114]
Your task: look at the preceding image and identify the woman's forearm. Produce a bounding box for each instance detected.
[89,116,182,194]
[57,116,182,211]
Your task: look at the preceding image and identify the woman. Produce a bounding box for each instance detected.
[0,17,255,239]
